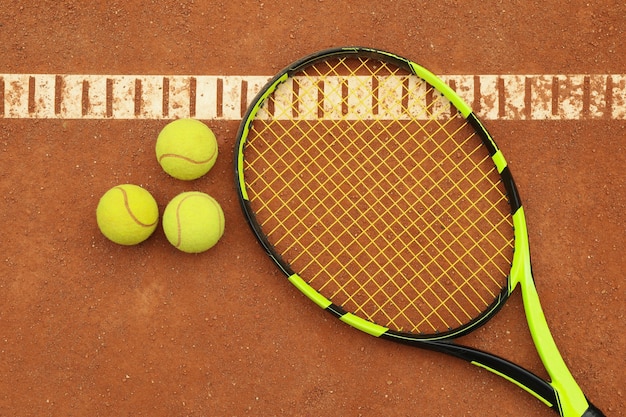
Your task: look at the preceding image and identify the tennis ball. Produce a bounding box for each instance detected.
[155,118,218,180]
[162,191,225,253]
[96,184,159,245]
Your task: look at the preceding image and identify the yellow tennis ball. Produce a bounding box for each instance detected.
[162,191,225,253]
[155,118,218,180]
[96,184,159,245]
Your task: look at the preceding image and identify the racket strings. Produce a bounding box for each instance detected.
[307,120,504,329]
[244,56,514,335]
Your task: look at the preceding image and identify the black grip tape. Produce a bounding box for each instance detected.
[581,401,605,417]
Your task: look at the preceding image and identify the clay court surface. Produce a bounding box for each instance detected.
[0,1,624,416]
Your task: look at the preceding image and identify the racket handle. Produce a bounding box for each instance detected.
[581,402,605,417]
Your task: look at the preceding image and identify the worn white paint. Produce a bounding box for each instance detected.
[1,74,624,120]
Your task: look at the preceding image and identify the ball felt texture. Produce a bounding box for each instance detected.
[96,184,159,245]
[162,192,225,253]
[155,119,218,180]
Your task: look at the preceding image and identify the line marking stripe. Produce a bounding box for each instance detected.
[1,74,625,120]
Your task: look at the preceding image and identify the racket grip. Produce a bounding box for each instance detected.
[581,402,605,417]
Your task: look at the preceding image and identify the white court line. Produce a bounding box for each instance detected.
[1,74,625,120]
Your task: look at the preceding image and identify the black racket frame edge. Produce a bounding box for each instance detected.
[233,47,604,416]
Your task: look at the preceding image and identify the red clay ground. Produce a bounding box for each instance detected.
[0,1,624,416]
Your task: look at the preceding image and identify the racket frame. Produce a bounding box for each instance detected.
[234,47,599,417]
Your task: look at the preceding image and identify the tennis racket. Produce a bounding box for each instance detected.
[234,47,604,416]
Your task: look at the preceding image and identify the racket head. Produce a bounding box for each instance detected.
[235,47,523,341]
